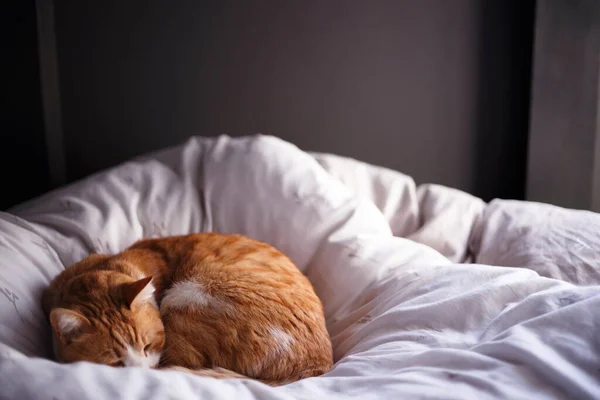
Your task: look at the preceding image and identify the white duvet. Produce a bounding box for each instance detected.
[1,135,599,400]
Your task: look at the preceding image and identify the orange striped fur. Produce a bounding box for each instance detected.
[43,233,333,385]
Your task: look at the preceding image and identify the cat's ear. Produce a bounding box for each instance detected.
[121,276,155,308]
[50,308,91,344]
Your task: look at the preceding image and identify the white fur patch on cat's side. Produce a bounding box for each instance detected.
[124,345,161,368]
[248,328,296,376]
[268,327,295,355]
[160,280,230,314]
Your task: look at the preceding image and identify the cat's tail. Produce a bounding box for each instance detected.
[161,366,321,386]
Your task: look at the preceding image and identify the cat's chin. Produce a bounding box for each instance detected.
[123,346,162,368]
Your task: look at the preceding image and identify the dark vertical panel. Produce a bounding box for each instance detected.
[527,0,600,210]
[474,0,535,201]
[1,0,49,210]
[37,0,66,188]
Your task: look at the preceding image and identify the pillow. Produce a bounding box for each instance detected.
[470,199,600,285]
[0,213,56,358]
[312,153,486,263]
[408,184,485,263]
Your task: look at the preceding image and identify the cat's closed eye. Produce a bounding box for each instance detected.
[143,343,151,355]
[110,361,124,367]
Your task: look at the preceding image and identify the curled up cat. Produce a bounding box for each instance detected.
[42,233,333,386]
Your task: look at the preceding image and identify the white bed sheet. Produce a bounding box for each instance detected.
[0,135,599,400]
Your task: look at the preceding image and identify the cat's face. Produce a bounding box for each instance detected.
[50,275,165,368]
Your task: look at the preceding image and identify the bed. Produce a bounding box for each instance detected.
[1,135,599,399]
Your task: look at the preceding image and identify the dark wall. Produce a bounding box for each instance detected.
[2,0,50,210]
[2,1,533,210]
[52,0,534,201]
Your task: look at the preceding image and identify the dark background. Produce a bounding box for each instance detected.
[3,0,535,210]
[2,1,51,209]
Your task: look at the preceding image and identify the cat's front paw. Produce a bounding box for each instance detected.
[160,366,247,380]
[160,366,192,373]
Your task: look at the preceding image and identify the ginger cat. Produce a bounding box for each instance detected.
[42,233,333,385]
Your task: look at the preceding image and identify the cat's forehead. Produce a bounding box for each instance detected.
[100,304,162,331]
[57,299,133,328]
[61,291,118,313]
[64,281,130,307]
